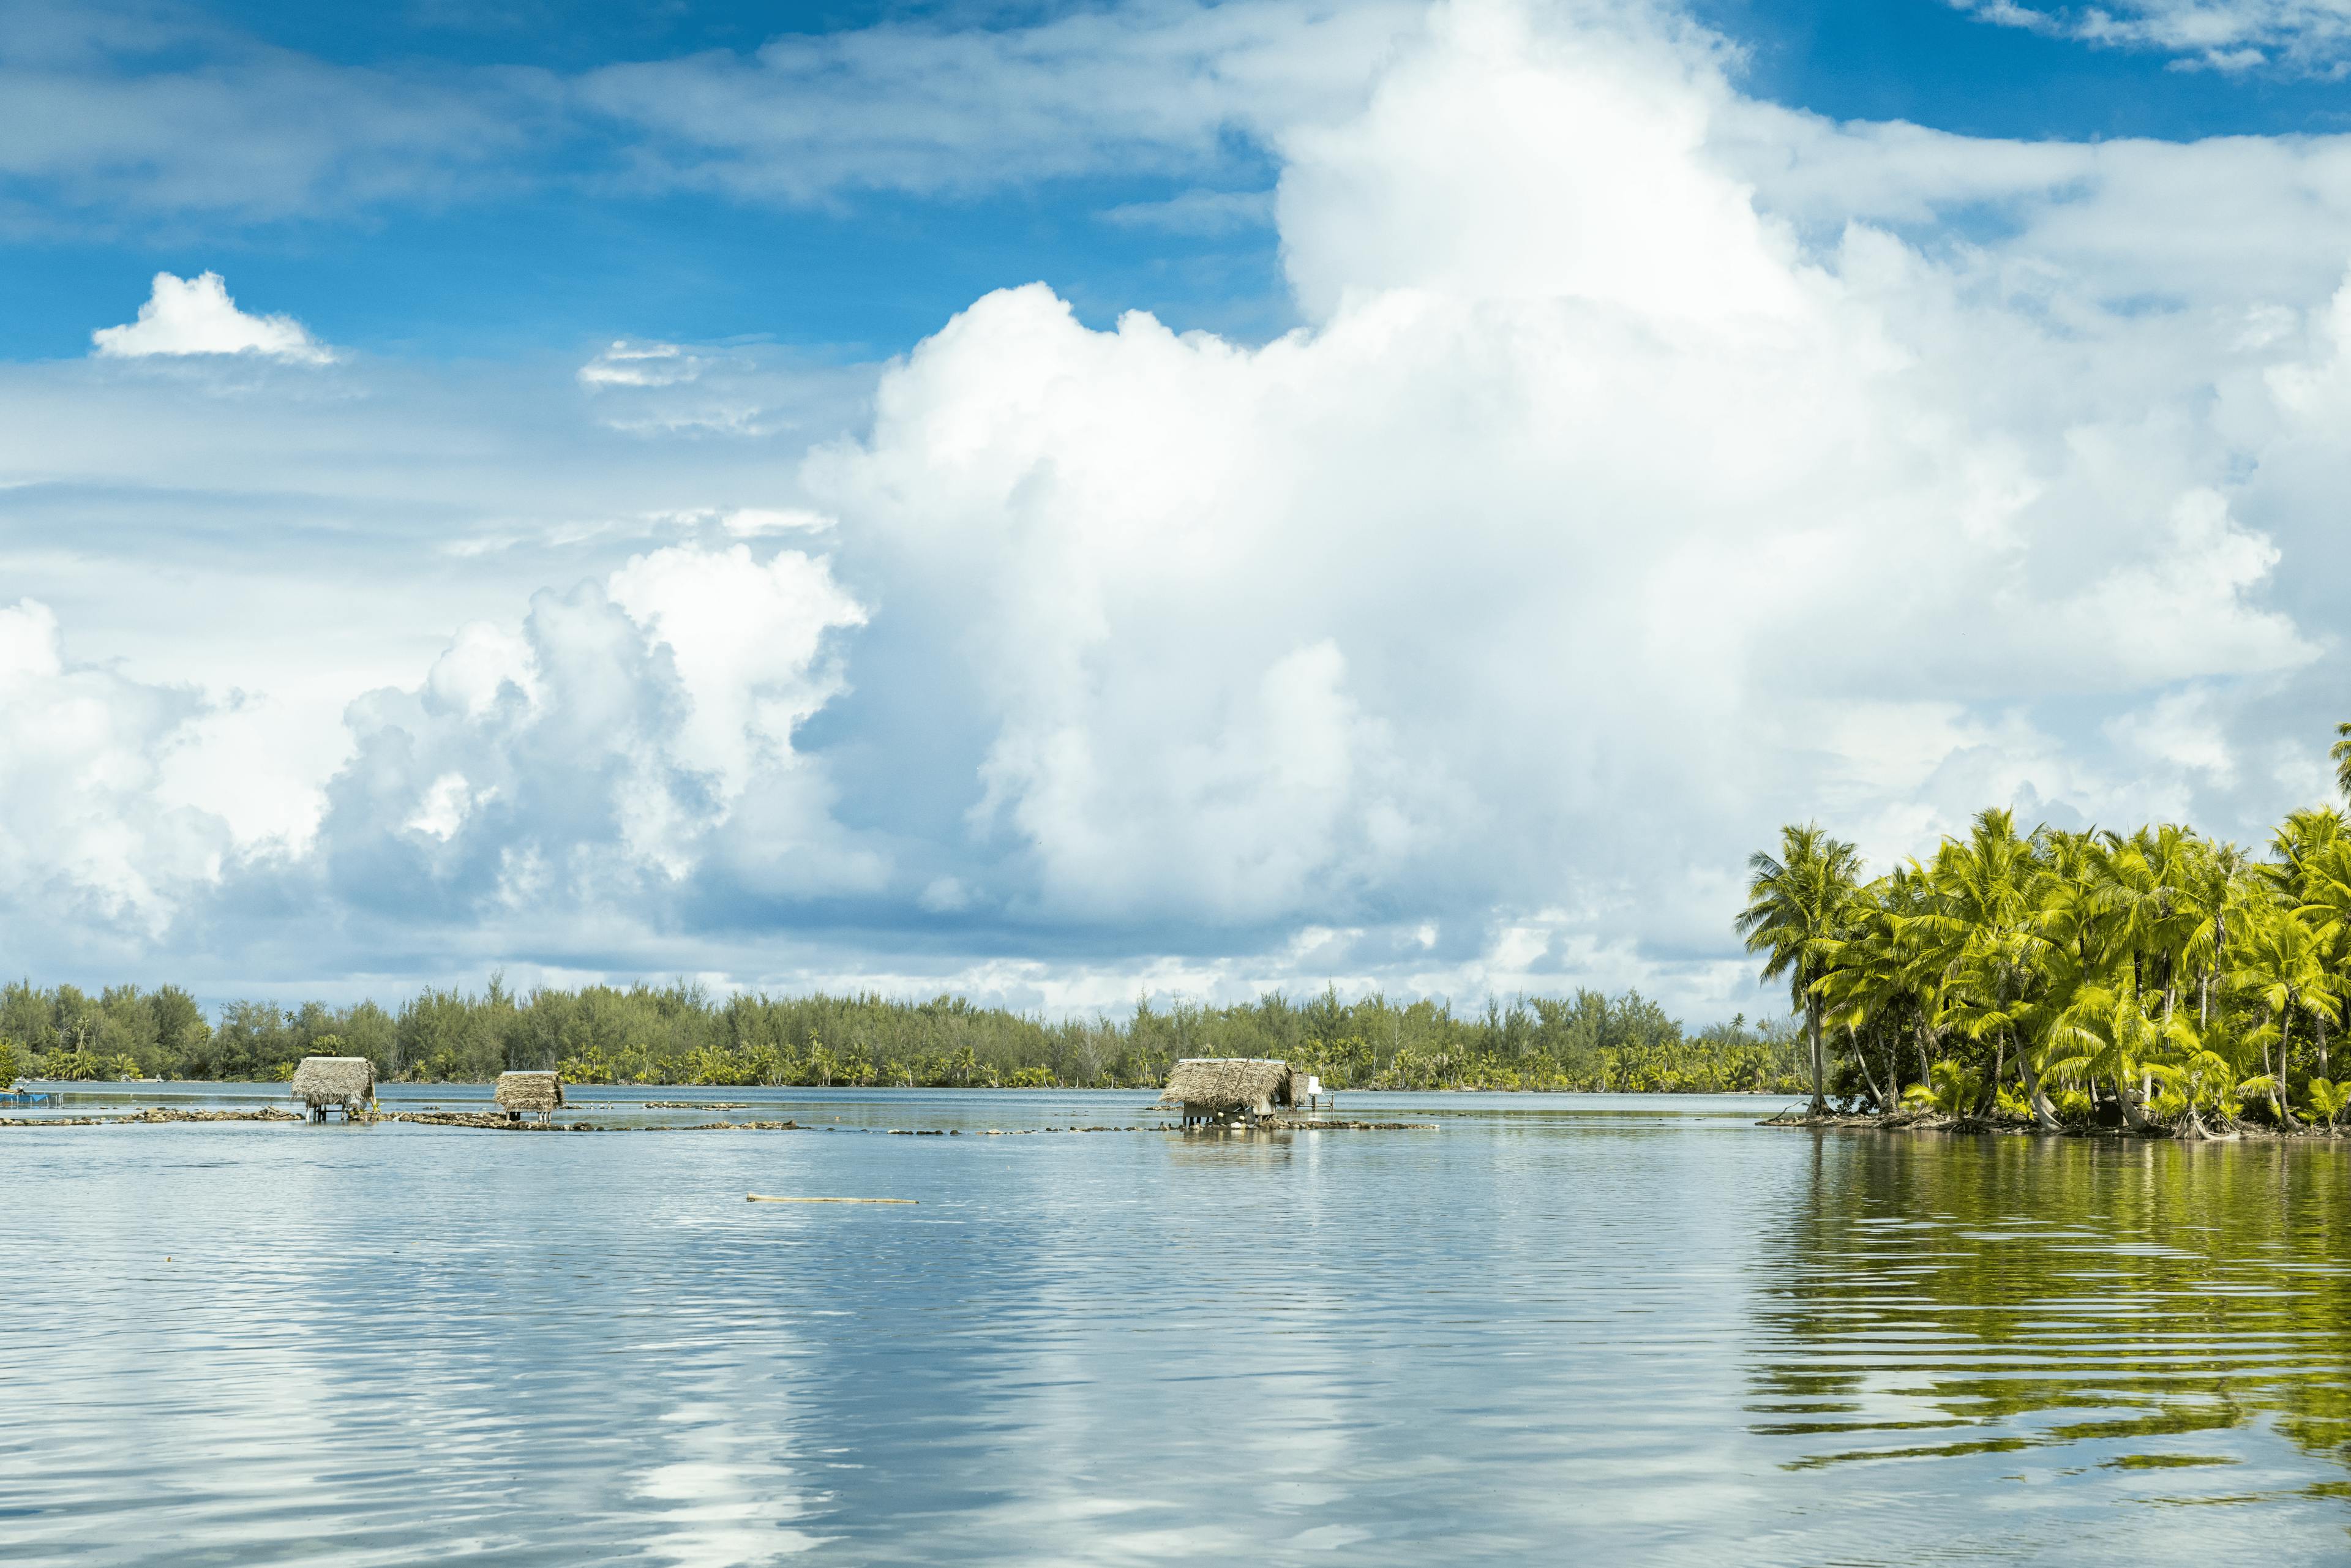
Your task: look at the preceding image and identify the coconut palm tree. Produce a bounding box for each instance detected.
[1737,823,1862,1116]
[2093,825,2202,1022]
[2333,720,2351,804]
[1916,809,2066,1128]
[2231,902,2337,1128]
[2041,977,2194,1133]
[2180,838,2255,1029]
[1817,863,1947,1104]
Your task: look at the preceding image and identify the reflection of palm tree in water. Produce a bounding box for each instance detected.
[1747,1135,2351,1477]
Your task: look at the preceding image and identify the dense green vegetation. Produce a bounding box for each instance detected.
[0,976,1804,1093]
[1739,725,2351,1132]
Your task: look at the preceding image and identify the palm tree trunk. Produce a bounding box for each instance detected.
[2015,1039,2061,1131]
[2003,1029,2059,1128]
[2115,1062,2154,1133]
[1848,1024,1883,1112]
[2270,1016,2298,1128]
[1807,997,1826,1116]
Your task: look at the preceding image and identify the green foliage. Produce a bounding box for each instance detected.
[40,1048,141,1082]
[1745,735,2351,1132]
[0,977,1795,1091]
[1902,1059,1979,1117]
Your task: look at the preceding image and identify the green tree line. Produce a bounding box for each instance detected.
[1738,723,2351,1133]
[0,976,1804,1093]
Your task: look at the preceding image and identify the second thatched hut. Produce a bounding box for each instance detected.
[493,1070,564,1123]
[290,1056,375,1121]
[1158,1057,1300,1127]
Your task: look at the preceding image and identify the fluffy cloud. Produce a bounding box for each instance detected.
[317,543,875,932]
[17,0,2351,1016]
[92,271,332,363]
[795,0,2336,1002]
[0,601,228,947]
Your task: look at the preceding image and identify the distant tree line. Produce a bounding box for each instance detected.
[0,977,1805,1093]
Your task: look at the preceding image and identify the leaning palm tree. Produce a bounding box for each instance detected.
[2334,720,2351,804]
[1738,823,1862,1116]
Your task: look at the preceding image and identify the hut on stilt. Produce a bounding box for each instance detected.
[493,1070,564,1123]
[289,1057,375,1122]
[1157,1058,1300,1128]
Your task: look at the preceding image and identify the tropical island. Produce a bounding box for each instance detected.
[1738,725,2351,1136]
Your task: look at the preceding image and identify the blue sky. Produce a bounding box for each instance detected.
[9,0,2351,1016]
[15,0,2350,367]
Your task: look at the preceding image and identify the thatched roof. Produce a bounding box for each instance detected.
[290,1056,375,1106]
[1157,1057,1295,1112]
[494,1070,564,1113]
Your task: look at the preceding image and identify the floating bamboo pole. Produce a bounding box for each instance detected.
[746,1194,916,1205]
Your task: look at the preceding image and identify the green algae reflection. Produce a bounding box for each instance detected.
[1748,1133,2351,1490]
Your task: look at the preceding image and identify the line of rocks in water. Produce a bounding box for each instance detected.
[0,1107,306,1127]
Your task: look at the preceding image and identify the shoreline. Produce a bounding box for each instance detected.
[0,1106,1436,1134]
[1760,1109,2351,1141]
[8,1079,1788,1097]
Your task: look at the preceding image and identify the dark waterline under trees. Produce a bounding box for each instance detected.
[0,978,1805,1093]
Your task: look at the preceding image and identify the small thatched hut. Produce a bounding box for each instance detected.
[1158,1058,1299,1127]
[290,1056,375,1121]
[494,1070,564,1123]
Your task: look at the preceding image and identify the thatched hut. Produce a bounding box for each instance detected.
[1158,1058,1299,1127]
[289,1056,375,1121]
[494,1070,564,1123]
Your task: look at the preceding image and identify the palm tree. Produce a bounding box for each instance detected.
[2232,903,2336,1127]
[2041,977,2194,1133]
[1919,809,2064,1128]
[1737,823,1862,1116]
[2180,838,2254,1029]
[2093,825,2201,1022]
[2333,720,2351,804]
[1817,866,1945,1106]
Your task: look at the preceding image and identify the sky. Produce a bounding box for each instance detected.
[7,0,2351,1020]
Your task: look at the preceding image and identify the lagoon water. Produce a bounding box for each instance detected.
[4,1087,2348,1565]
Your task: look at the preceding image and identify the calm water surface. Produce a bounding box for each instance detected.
[4,1089,2348,1564]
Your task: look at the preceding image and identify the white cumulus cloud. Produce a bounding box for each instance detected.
[0,601,230,945]
[91,271,334,364]
[798,0,2330,993]
[317,541,877,928]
